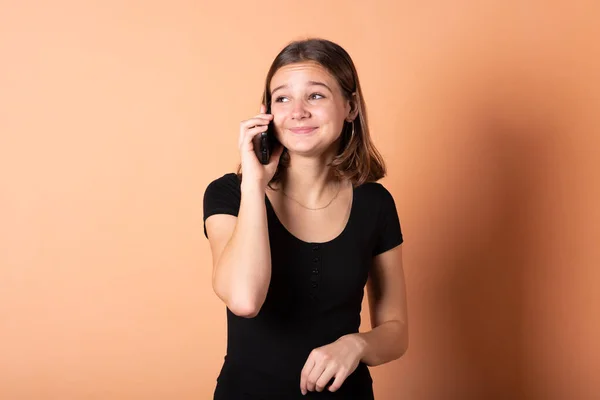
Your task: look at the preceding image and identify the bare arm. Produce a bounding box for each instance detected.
[354,244,408,365]
[205,105,284,317]
[205,181,273,317]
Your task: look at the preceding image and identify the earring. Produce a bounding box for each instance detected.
[343,120,355,151]
[349,120,355,141]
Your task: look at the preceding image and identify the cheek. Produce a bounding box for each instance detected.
[317,111,345,133]
[273,115,284,131]
[312,107,343,127]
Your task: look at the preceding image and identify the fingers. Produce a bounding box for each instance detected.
[315,363,337,392]
[300,351,340,394]
[300,347,355,395]
[238,114,273,148]
[240,109,273,131]
[306,361,326,393]
[238,124,268,149]
[299,357,315,395]
[327,369,349,392]
[302,360,344,394]
[240,116,272,130]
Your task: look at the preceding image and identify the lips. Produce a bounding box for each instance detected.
[289,126,317,134]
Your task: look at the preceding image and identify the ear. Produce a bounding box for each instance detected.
[346,92,359,122]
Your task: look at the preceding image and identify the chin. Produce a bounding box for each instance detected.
[280,139,314,153]
[286,144,339,160]
[285,148,318,158]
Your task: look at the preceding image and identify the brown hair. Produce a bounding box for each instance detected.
[238,38,386,187]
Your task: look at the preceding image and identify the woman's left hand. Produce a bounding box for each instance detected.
[300,334,366,395]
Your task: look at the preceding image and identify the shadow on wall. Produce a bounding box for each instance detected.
[420,113,552,399]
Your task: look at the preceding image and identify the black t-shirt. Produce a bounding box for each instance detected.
[203,172,403,399]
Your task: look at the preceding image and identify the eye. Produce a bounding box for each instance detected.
[274,96,289,103]
[309,93,325,100]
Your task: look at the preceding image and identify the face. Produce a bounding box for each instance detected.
[269,62,355,159]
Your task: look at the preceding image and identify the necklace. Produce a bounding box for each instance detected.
[281,181,342,211]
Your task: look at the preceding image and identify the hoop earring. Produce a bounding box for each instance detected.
[342,121,355,152]
[346,120,355,141]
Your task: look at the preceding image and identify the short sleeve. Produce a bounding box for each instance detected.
[203,173,242,238]
[372,184,404,256]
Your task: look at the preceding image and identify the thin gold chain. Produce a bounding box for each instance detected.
[281,181,341,211]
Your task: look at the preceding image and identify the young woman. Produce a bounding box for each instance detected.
[203,38,408,399]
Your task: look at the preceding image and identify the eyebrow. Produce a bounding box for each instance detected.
[271,81,332,96]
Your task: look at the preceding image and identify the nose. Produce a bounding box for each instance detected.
[290,101,310,120]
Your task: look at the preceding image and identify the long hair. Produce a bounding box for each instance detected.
[238,38,386,187]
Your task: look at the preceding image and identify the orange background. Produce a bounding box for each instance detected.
[1,1,599,399]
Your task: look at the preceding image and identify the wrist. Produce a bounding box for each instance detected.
[241,180,267,195]
[345,333,368,360]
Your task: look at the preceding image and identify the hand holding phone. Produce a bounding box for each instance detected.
[238,104,283,189]
[252,104,277,164]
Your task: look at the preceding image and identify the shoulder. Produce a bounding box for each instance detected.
[202,172,241,238]
[204,172,241,195]
[358,181,403,254]
[355,180,397,205]
[203,172,241,216]
[355,180,400,225]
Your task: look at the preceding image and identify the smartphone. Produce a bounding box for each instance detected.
[252,105,276,164]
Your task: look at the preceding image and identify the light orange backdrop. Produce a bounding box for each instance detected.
[1,1,599,399]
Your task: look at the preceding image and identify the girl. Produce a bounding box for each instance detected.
[203,38,408,399]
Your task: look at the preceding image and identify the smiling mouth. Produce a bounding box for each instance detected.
[289,127,317,134]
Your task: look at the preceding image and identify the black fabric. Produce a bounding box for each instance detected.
[203,172,403,399]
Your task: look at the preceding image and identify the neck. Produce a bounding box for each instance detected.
[279,154,340,206]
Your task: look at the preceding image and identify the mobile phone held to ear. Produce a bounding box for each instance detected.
[252,105,276,164]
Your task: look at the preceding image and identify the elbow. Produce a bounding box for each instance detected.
[395,326,409,360]
[212,278,264,318]
[214,285,263,318]
[384,321,408,362]
[228,297,262,318]
[397,338,408,359]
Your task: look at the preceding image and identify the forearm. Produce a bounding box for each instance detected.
[353,320,408,366]
[213,183,271,317]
